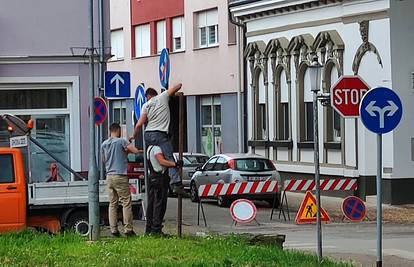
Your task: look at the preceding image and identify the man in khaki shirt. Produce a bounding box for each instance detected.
[101,123,140,237]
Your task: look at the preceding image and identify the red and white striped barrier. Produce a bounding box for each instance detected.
[284,178,357,192]
[198,180,279,198]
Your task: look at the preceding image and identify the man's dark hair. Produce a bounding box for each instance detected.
[109,123,121,133]
[145,88,158,97]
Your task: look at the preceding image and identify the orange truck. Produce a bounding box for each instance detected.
[0,147,143,235]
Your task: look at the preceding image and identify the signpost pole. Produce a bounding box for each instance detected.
[313,86,322,261]
[178,92,184,237]
[309,55,323,261]
[142,125,148,213]
[376,134,383,267]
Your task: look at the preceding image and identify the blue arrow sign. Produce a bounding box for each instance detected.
[360,87,403,134]
[105,71,131,99]
[134,84,147,120]
[159,48,170,90]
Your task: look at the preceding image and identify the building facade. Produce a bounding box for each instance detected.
[109,0,240,155]
[230,0,414,204]
[0,0,109,181]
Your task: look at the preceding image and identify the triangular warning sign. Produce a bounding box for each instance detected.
[295,191,330,224]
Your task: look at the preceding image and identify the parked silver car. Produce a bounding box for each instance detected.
[173,152,209,189]
[189,153,281,207]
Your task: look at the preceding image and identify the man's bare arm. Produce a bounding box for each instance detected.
[130,113,148,140]
[155,153,176,168]
[167,83,182,97]
[125,144,141,154]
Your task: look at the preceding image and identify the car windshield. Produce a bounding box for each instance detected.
[183,155,209,166]
[234,158,275,172]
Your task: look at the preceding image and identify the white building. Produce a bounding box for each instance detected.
[230,0,414,204]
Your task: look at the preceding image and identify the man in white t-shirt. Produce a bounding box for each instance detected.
[146,145,183,235]
[132,83,184,194]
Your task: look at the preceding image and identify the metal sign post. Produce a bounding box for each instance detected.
[360,87,403,267]
[134,84,148,213]
[177,92,184,237]
[309,55,323,261]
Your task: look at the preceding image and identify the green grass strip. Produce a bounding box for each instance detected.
[0,231,352,267]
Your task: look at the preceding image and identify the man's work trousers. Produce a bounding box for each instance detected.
[107,174,134,233]
[144,131,181,185]
[146,173,169,233]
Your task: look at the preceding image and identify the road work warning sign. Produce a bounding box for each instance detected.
[295,191,330,224]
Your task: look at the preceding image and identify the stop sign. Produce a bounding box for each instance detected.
[330,76,370,117]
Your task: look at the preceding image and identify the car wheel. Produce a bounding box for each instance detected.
[190,182,199,203]
[217,196,230,207]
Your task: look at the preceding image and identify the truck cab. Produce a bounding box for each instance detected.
[0,148,27,232]
[0,147,143,235]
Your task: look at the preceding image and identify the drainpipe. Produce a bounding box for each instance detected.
[229,9,246,153]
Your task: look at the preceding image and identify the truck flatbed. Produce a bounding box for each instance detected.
[28,179,143,206]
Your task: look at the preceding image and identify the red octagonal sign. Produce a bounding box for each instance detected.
[331,75,370,117]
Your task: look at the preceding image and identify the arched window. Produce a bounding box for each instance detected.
[298,65,314,142]
[275,69,290,140]
[255,71,267,140]
[325,63,341,142]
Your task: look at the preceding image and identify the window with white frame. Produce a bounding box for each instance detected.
[135,24,150,57]
[326,66,341,142]
[0,88,71,182]
[156,20,166,54]
[197,9,218,48]
[110,29,124,60]
[112,100,127,137]
[172,16,185,52]
[276,71,290,140]
[201,96,222,156]
[302,68,314,142]
[255,72,267,140]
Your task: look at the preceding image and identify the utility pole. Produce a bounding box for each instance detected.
[88,0,100,241]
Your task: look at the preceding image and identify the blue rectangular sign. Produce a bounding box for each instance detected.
[104,71,131,99]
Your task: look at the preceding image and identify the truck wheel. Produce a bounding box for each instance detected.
[66,211,90,236]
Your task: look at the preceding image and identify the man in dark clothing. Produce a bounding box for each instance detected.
[146,144,182,235]
[132,84,185,194]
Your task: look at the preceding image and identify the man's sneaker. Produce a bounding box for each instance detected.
[124,230,137,237]
[111,231,121,238]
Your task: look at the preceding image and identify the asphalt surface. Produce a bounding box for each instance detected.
[101,193,414,266]
[143,196,414,267]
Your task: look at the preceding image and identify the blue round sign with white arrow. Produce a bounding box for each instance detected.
[159,48,170,90]
[360,87,403,134]
[134,84,147,120]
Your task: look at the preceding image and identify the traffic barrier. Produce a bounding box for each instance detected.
[271,178,358,222]
[284,178,357,192]
[198,180,279,197]
[196,180,279,227]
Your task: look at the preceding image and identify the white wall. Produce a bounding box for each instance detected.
[242,0,392,177]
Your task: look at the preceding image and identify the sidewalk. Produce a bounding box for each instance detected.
[284,192,414,224]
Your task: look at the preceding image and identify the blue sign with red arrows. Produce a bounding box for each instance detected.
[341,196,366,222]
[159,48,170,90]
[94,97,107,125]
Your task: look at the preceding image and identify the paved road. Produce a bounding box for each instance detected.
[150,197,414,267]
